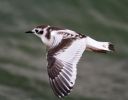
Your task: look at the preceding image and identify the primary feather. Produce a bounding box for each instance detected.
[25,25,114,98]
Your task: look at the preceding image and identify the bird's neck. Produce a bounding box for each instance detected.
[41,37,53,48]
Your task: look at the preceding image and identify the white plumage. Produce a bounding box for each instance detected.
[25,25,114,98]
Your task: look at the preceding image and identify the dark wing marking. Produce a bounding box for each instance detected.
[47,38,86,98]
[47,57,74,98]
[57,31,86,39]
[48,38,74,55]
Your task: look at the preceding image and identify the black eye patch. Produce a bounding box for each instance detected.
[35,29,38,33]
[38,30,43,34]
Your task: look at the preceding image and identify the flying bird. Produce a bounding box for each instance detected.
[25,25,114,98]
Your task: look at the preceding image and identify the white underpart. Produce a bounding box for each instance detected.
[55,38,87,86]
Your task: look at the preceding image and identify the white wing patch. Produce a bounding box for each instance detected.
[47,38,86,98]
[55,38,86,85]
[50,31,63,48]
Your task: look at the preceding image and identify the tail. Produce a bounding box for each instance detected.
[86,36,115,53]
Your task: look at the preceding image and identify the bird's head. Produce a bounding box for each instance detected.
[25,25,54,47]
[25,25,50,38]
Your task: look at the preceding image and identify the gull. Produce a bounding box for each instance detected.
[26,25,114,98]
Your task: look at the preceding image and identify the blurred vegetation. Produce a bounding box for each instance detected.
[0,0,128,100]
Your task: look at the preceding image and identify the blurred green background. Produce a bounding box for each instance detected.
[0,0,128,100]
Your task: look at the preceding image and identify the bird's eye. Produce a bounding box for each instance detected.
[38,31,43,34]
[35,29,38,33]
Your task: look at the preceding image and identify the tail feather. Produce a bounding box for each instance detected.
[86,36,115,53]
[109,43,115,51]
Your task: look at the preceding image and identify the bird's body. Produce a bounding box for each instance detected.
[26,25,114,98]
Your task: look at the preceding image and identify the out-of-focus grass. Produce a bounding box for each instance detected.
[0,0,128,100]
[0,68,100,100]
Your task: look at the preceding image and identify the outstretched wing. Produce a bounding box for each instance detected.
[47,38,86,98]
[49,29,86,48]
